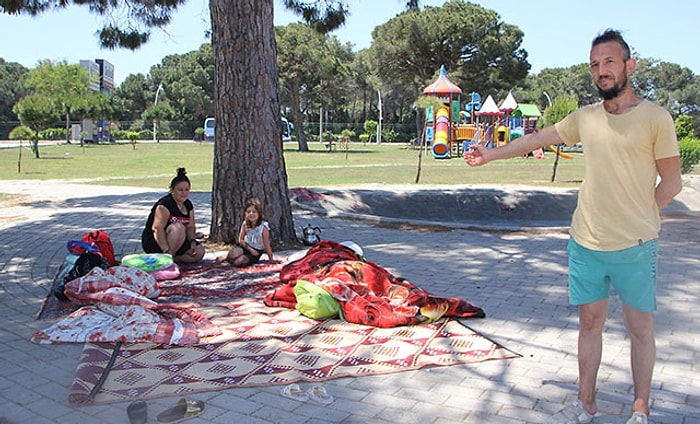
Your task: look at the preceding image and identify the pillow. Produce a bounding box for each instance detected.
[149,263,181,281]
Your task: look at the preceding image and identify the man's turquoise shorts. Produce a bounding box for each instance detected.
[567,238,658,312]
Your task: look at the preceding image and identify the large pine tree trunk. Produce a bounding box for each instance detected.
[209,0,297,248]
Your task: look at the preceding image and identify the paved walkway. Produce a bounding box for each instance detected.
[0,179,698,424]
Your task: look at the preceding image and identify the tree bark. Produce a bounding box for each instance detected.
[209,0,297,248]
[289,83,309,151]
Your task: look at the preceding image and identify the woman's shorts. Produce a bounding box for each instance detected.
[142,231,193,256]
[567,238,658,312]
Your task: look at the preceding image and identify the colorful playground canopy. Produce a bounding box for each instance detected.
[423,65,462,96]
[475,95,503,116]
[512,104,542,118]
[499,91,518,112]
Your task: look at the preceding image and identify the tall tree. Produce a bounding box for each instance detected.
[110,73,151,122]
[24,60,90,145]
[370,1,530,102]
[148,43,215,127]
[208,0,295,244]
[517,64,597,110]
[632,58,699,117]
[276,23,353,151]
[0,59,29,136]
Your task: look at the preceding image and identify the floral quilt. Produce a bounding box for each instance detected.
[31,266,221,345]
[264,240,485,327]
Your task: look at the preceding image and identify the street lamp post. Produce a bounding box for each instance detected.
[543,91,552,107]
[153,83,164,143]
[376,90,382,144]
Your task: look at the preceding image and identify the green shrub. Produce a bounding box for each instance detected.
[381,128,399,143]
[9,125,35,140]
[675,115,694,139]
[679,137,700,174]
[39,127,66,140]
[110,129,128,140]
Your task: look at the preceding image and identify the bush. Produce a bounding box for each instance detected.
[9,125,35,140]
[679,137,700,174]
[675,115,694,139]
[381,128,399,143]
[111,129,129,140]
[39,127,66,140]
[194,127,204,141]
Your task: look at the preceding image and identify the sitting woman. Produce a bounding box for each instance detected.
[217,198,275,267]
[141,167,206,264]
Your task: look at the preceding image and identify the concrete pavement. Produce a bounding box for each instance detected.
[0,178,698,423]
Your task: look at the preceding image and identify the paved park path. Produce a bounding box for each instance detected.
[1,178,698,423]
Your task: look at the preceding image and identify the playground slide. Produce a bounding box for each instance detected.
[546,145,574,159]
[431,107,450,159]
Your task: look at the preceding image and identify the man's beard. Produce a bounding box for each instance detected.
[597,72,628,100]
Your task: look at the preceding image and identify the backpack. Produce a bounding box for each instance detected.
[53,252,109,301]
[81,230,115,266]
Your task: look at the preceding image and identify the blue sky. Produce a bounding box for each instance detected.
[1,0,697,85]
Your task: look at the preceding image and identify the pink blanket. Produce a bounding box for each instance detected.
[31,266,221,345]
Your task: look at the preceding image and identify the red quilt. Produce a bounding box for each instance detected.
[264,240,485,327]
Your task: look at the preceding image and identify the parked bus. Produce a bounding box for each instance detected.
[202,117,293,142]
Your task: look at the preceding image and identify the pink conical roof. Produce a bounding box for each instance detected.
[475,95,503,116]
[499,91,518,112]
[423,65,462,96]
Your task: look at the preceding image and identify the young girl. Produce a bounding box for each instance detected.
[218,198,275,266]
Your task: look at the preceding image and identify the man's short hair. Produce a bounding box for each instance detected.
[592,29,631,60]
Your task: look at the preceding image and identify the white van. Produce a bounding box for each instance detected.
[204,117,215,141]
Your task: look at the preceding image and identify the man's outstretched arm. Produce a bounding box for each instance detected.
[464,125,564,166]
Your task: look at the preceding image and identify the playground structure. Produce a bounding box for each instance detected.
[422,66,562,159]
[423,66,477,159]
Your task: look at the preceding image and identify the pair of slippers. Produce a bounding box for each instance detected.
[280,383,334,405]
[127,398,205,424]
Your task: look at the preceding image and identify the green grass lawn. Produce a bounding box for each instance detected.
[0,141,586,190]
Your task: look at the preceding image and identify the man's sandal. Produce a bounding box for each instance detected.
[549,400,594,424]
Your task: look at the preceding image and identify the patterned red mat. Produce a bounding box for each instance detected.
[70,296,518,405]
[66,261,518,405]
[37,260,283,320]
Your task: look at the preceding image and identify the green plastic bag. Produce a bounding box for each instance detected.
[293,279,341,320]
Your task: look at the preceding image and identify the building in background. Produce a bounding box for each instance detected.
[78,59,114,142]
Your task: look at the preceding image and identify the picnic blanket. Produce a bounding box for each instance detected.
[56,248,516,405]
[70,298,516,405]
[265,240,486,327]
[31,266,221,345]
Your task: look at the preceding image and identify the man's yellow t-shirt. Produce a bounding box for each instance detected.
[555,100,679,251]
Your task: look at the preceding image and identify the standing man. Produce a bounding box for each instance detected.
[464,29,682,424]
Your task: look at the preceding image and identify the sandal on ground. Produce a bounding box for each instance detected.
[280,383,309,402]
[308,384,334,405]
[549,400,594,424]
[156,398,205,423]
[127,400,147,424]
[626,412,649,424]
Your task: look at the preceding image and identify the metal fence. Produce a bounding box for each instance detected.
[1,120,419,142]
